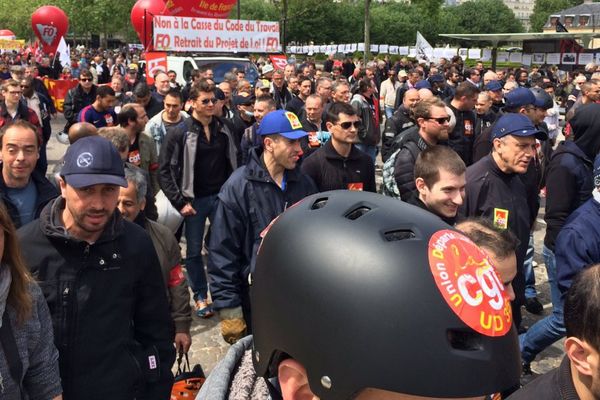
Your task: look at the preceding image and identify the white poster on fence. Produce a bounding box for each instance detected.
[481,49,492,61]
[496,52,509,62]
[399,46,409,55]
[546,53,561,64]
[522,54,532,66]
[153,15,281,52]
[509,52,522,63]
[468,48,481,60]
[578,53,594,65]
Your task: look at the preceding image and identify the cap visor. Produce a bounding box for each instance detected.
[64,174,128,188]
[280,130,309,139]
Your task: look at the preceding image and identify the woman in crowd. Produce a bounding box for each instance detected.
[0,202,62,399]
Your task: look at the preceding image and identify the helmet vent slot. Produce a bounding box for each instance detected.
[311,198,329,210]
[345,206,371,220]
[447,330,483,351]
[384,230,415,241]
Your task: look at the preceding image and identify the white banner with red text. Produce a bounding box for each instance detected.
[153,15,281,53]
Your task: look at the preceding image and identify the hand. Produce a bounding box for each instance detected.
[219,307,247,345]
[174,332,192,354]
[220,318,247,344]
[180,203,196,216]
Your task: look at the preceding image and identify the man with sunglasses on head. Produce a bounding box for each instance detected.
[159,79,237,320]
[301,102,375,192]
[383,97,450,201]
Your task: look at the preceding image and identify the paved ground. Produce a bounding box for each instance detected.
[47,115,562,377]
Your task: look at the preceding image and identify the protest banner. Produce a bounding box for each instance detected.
[43,78,78,112]
[0,39,25,50]
[153,15,281,53]
[145,52,168,85]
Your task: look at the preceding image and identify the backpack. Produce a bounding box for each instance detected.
[381,130,420,198]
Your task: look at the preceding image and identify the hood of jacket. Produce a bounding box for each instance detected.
[570,102,600,160]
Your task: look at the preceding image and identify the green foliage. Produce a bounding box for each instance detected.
[445,0,524,35]
[530,0,581,32]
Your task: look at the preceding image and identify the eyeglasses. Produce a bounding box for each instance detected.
[7,91,22,95]
[427,116,450,124]
[338,121,362,129]
[80,78,92,82]
[200,97,217,105]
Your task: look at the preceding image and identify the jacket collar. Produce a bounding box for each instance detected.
[245,148,302,184]
[323,139,361,161]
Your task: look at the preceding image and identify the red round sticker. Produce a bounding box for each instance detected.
[428,229,512,337]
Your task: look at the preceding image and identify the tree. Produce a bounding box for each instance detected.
[445,0,524,35]
[530,0,581,32]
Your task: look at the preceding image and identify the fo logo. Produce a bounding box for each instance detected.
[76,152,93,168]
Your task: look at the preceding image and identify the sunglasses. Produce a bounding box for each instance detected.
[338,121,362,129]
[80,78,92,82]
[428,116,450,124]
[200,97,217,105]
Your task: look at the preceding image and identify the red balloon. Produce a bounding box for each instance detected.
[131,0,169,50]
[165,0,236,18]
[31,6,69,55]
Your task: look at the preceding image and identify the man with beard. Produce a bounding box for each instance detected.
[383,97,450,200]
[17,135,175,400]
[382,88,420,161]
[207,110,317,344]
[78,86,117,129]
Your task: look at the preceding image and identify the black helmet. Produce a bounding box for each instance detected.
[530,86,553,110]
[252,191,520,399]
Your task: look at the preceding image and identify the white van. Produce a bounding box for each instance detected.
[166,55,259,86]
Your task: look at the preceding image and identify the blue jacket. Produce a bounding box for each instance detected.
[207,148,317,313]
[555,195,600,298]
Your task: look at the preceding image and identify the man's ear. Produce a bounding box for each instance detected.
[278,358,316,400]
[139,198,146,212]
[415,177,428,195]
[492,137,503,153]
[565,336,595,378]
[58,176,68,198]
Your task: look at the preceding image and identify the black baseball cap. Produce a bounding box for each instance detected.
[61,136,127,188]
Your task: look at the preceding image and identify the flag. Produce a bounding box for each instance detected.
[57,36,70,68]
[415,31,434,61]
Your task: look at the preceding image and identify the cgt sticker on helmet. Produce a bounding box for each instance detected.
[428,229,512,337]
[284,112,303,130]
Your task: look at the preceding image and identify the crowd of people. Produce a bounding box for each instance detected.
[0,44,599,400]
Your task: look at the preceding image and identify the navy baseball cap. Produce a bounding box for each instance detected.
[61,136,127,188]
[429,74,444,83]
[505,87,545,108]
[492,114,547,140]
[258,110,308,139]
[485,80,503,92]
[415,80,432,90]
[233,94,255,106]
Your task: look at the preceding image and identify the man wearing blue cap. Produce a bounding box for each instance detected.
[460,113,547,333]
[18,135,175,400]
[485,80,505,113]
[207,109,317,345]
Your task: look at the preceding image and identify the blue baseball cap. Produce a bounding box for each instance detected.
[415,80,432,90]
[492,114,547,140]
[257,110,308,139]
[61,136,127,188]
[504,87,545,108]
[485,80,503,92]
